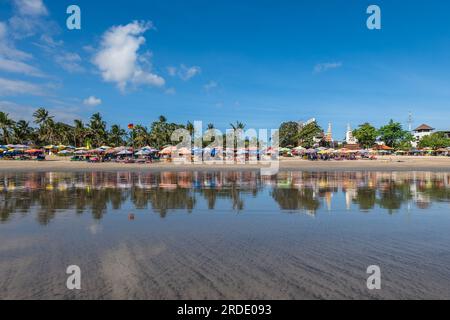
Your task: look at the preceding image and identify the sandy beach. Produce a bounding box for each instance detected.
[1,156,450,172]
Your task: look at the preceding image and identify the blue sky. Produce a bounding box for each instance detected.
[1,0,450,139]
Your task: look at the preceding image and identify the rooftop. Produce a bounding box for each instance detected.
[414,124,435,131]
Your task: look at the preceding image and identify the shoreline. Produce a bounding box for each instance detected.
[1,156,450,172]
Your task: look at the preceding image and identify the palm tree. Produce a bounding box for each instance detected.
[33,108,55,145]
[33,108,53,126]
[132,125,151,148]
[88,113,107,147]
[73,119,86,147]
[186,121,195,136]
[109,124,127,147]
[12,120,34,144]
[230,121,245,131]
[207,123,215,130]
[0,112,15,144]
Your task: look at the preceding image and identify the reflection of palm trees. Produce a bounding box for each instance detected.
[1,172,450,225]
[353,187,377,211]
[377,182,413,214]
[271,188,320,213]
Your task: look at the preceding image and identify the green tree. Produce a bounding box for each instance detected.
[398,132,415,151]
[419,132,450,150]
[149,116,184,148]
[279,121,300,148]
[88,113,107,147]
[0,112,15,144]
[298,121,322,148]
[352,123,378,149]
[12,120,34,144]
[378,120,408,148]
[109,124,127,147]
[73,119,86,147]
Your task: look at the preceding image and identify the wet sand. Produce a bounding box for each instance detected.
[1,156,450,172]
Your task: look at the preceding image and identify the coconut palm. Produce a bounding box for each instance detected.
[109,124,127,147]
[73,119,86,147]
[88,113,107,147]
[0,112,15,144]
[12,120,34,144]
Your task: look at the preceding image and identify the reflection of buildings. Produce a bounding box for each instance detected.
[1,171,450,224]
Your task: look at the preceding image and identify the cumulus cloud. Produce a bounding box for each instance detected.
[83,96,102,107]
[0,77,44,96]
[93,21,165,91]
[313,62,343,74]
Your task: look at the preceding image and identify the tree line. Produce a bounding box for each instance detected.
[0,108,248,149]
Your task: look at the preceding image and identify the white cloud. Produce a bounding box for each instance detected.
[55,52,84,73]
[167,64,201,81]
[8,0,52,39]
[0,77,43,96]
[204,80,218,91]
[13,0,48,16]
[0,56,43,77]
[0,21,32,60]
[313,62,343,74]
[178,64,201,81]
[93,21,165,91]
[83,96,102,107]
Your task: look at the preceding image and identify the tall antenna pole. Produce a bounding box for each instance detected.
[408,112,413,132]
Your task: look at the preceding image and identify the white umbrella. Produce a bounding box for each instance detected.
[117,150,133,155]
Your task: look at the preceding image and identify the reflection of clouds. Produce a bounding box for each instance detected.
[100,243,166,299]
[88,223,103,235]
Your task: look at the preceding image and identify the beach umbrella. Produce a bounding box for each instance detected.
[177,147,192,155]
[117,149,133,155]
[25,149,43,154]
[58,150,72,155]
[74,150,87,155]
[141,146,158,153]
[135,150,150,156]
[160,146,177,155]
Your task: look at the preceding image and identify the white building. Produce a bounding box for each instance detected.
[345,124,358,145]
[412,124,434,148]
